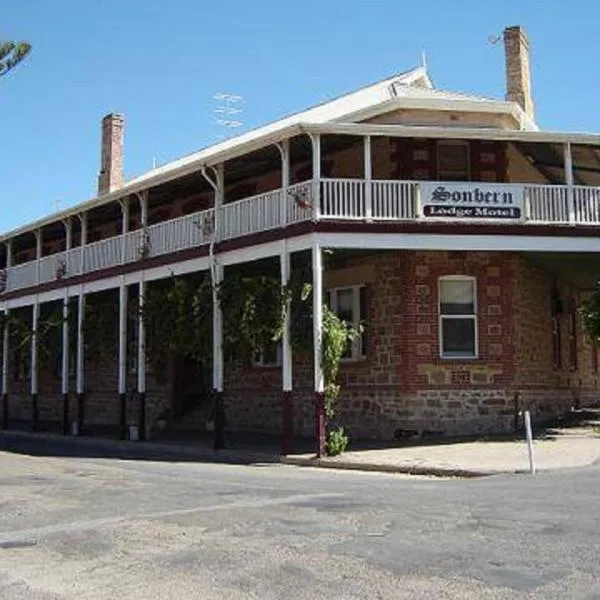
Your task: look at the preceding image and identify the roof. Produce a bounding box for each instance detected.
[2,65,596,241]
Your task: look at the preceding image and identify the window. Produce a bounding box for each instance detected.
[439,276,477,358]
[253,342,281,367]
[437,141,470,181]
[327,286,366,361]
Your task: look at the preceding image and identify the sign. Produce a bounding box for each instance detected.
[420,182,524,222]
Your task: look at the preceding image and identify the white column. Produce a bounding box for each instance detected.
[281,243,292,391]
[215,164,224,241]
[312,243,324,393]
[310,134,321,220]
[61,295,69,396]
[2,309,9,396]
[76,290,85,396]
[64,218,72,274]
[4,241,12,294]
[120,198,129,264]
[564,142,575,223]
[30,301,39,396]
[139,191,148,228]
[79,213,87,275]
[364,135,373,220]
[137,281,146,395]
[279,140,290,227]
[312,242,325,458]
[136,278,147,441]
[118,284,128,396]
[212,262,224,393]
[35,230,42,285]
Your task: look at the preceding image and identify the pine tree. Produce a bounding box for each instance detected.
[0,41,32,78]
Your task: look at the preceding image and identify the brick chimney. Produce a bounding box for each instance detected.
[98,113,124,195]
[503,25,534,122]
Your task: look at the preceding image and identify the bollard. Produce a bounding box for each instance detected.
[524,410,536,475]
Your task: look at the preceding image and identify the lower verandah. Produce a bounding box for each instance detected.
[2,249,597,447]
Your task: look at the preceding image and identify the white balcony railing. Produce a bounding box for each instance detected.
[4,178,600,294]
[219,190,282,240]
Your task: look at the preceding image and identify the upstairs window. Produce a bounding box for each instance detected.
[439,276,477,358]
[437,141,470,181]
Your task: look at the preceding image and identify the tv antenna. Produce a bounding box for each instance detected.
[213,92,244,138]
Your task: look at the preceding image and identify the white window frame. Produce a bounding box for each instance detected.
[327,285,366,362]
[438,275,478,359]
[437,140,470,181]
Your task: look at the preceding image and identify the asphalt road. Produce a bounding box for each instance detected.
[0,436,599,599]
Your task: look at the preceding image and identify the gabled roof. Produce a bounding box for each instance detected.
[0,65,572,241]
[127,66,434,187]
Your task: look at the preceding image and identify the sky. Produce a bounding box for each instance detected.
[2,0,600,232]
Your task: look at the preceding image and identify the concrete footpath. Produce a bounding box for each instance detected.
[2,419,600,477]
[283,433,600,477]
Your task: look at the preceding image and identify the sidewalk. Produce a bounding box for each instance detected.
[2,415,600,478]
[284,434,600,477]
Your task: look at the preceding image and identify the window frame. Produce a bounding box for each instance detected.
[327,284,366,362]
[438,275,478,360]
[437,140,471,181]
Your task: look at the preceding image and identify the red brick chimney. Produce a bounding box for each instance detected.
[503,25,534,122]
[98,113,124,195]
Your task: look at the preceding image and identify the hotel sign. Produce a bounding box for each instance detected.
[420,182,524,222]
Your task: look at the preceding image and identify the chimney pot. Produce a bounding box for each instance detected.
[98,112,124,195]
[503,25,534,123]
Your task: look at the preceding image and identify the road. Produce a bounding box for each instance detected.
[0,436,599,599]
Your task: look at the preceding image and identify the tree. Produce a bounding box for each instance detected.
[0,41,32,78]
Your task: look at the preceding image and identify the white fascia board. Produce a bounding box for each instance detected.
[301,122,600,146]
[337,96,524,127]
[219,234,314,267]
[316,232,600,253]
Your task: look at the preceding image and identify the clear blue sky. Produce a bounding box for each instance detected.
[2,0,599,232]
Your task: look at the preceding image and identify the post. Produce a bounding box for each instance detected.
[30,301,39,431]
[139,191,148,228]
[75,290,85,435]
[524,410,536,475]
[120,198,129,264]
[1,309,9,429]
[118,282,128,439]
[5,240,12,269]
[61,295,70,435]
[35,230,42,285]
[310,134,321,220]
[79,213,87,275]
[364,135,372,220]
[215,164,224,241]
[280,242,294,454]
[137,279,146,441]
[279,140,290,227]
[312,243,325,458]
[212,260,225,450]
[64,218,72,275]
[564,142,575,223]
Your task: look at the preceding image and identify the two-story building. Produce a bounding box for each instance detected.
[2,25,600,456]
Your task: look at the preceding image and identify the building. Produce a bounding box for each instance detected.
[1,25,600,456]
